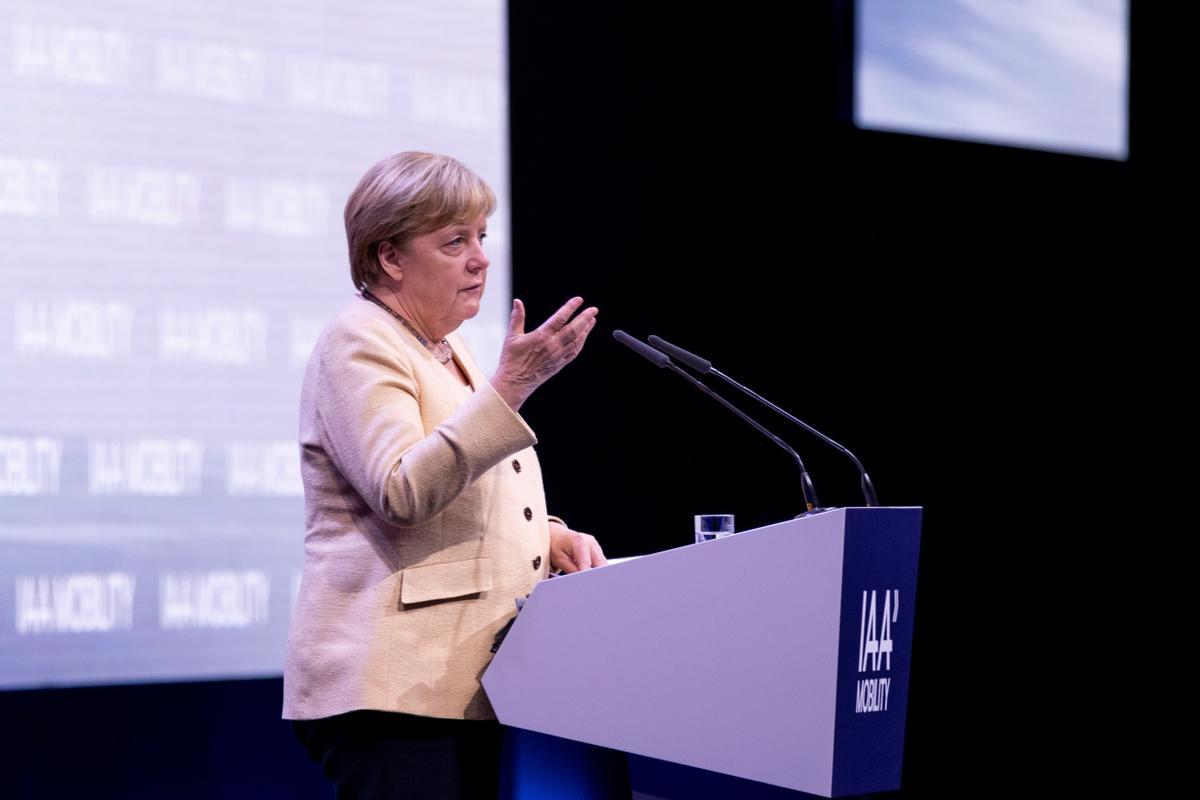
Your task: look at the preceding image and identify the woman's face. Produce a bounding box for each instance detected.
[391,214,489,338]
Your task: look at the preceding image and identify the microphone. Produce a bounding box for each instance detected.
[647,335,879,506]
[613,330,822,516]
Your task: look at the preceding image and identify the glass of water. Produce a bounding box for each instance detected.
[694,514,735,543]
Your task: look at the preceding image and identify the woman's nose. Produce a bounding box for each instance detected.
[469,243,489,271]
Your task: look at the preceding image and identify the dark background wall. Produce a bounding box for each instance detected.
[2,2,1169,796]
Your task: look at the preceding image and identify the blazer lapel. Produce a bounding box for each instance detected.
[447,332,481,392]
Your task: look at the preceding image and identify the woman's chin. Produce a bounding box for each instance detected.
[450,300,482,327]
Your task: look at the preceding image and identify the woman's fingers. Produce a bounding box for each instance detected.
[552,531,605,574]
[507,298,526,336]
[571,533,593,571]
[589,536,608,567]
[528,300,598,368]
[532,296,581,332]
[491,298,598,410]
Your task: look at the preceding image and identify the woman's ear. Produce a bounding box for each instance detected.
[377,241,405,281]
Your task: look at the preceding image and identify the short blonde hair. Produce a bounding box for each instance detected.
[344,152,496,289]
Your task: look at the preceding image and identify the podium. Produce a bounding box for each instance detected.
[483,507,922,797]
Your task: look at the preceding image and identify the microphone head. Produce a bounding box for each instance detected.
[612,330,670,367]
[647,335,712,373]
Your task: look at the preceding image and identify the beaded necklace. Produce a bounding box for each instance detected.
[359,287,453,364]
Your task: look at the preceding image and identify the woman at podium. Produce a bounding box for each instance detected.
[282,151,607,798]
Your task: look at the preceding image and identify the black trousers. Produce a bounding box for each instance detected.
[293,709,503,799]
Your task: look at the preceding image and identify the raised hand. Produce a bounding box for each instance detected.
[490,297,598,411]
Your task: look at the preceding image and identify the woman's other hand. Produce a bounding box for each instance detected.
[548,520,607,573]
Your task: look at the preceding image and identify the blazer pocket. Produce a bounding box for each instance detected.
[400,557,493,605]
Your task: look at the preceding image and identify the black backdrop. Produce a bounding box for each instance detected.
[2,2,1171,797]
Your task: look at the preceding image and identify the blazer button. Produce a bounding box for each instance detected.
[532,555,542,570]
[523,507,533,521]
[512,459,522,473]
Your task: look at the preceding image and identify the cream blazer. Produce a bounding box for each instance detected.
[282,298,554,721]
